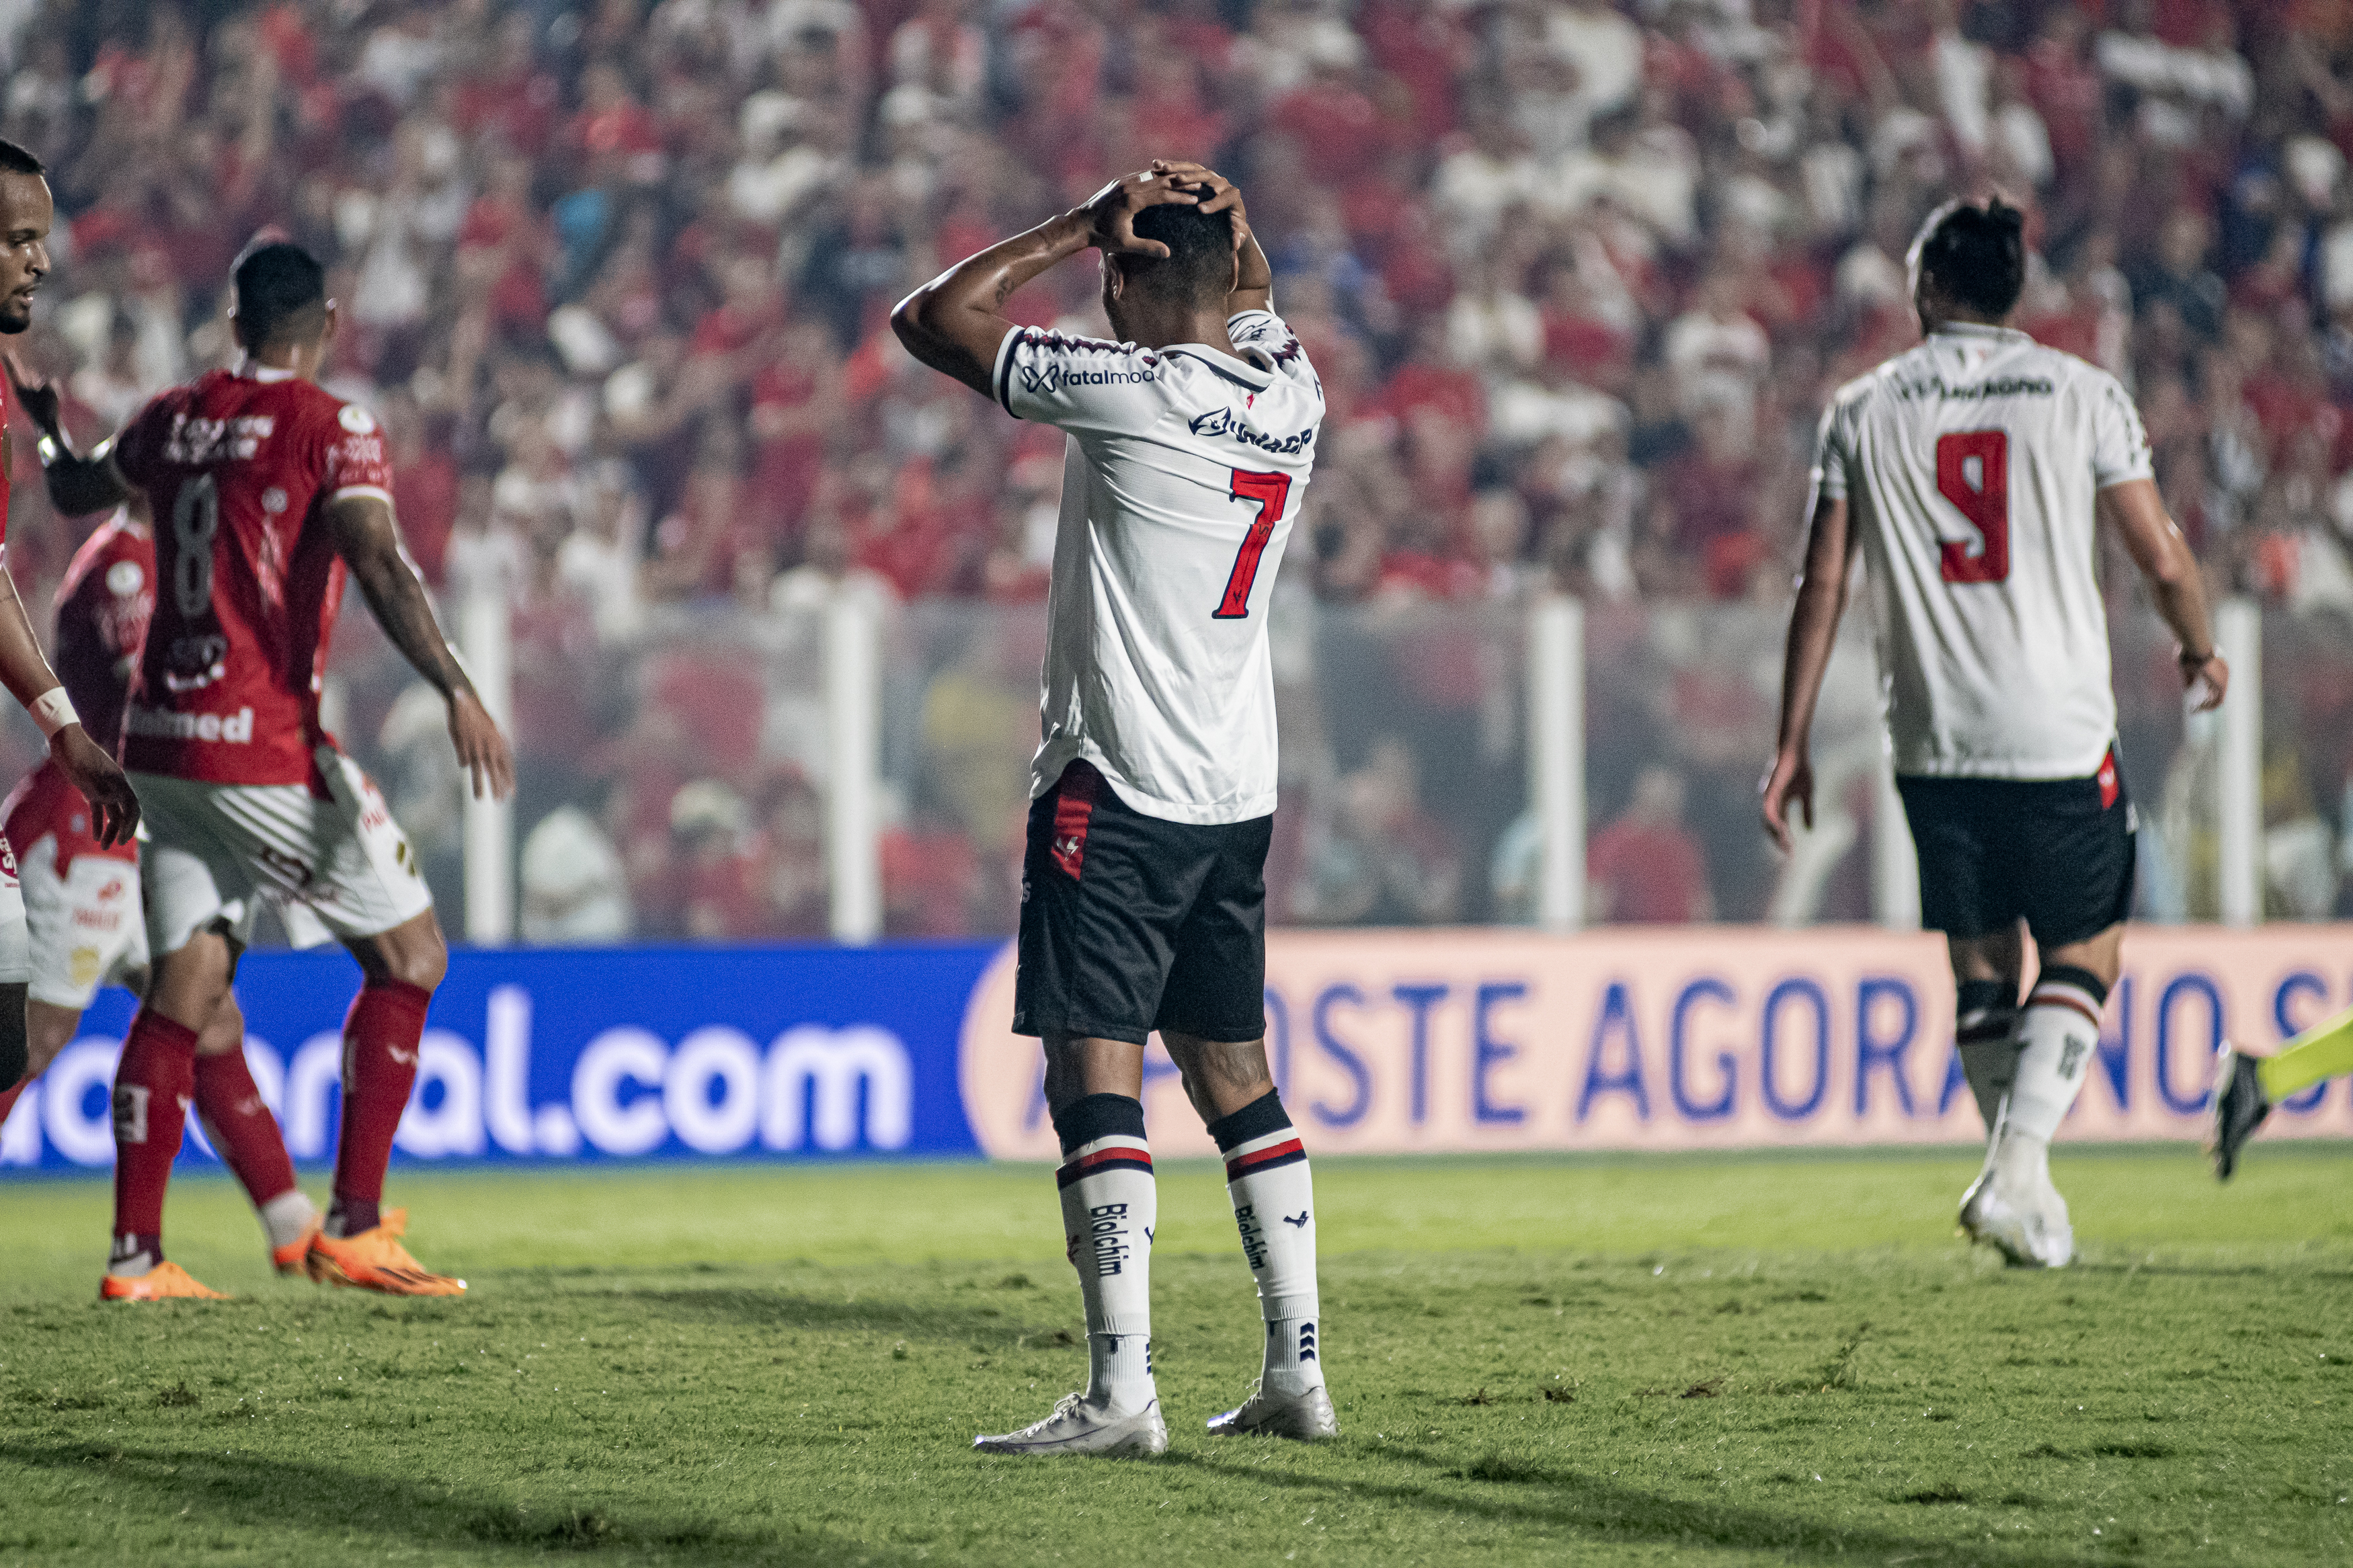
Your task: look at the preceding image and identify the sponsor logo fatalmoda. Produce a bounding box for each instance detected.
[1020,362,1155,395]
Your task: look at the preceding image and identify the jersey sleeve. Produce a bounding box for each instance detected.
[1808,397,1852,504]
[1227,308,1318,393]
[992,326,1169,434]
[319,399,395,502]
[2085,371,2155,490]
[110,397,167,490]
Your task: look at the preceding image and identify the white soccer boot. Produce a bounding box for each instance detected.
[1959,1126,2073,1268]
[1207,1380,1339,1440]
[973,1393,1168,1456]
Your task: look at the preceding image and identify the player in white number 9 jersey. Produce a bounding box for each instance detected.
[893,161,1331,1456]
[1763,198,2228,1269]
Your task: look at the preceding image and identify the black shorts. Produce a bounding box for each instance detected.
[1012,760,1271,1046]
[1897,751,2136,947]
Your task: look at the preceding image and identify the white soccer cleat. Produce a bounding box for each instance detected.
[1959,1132,2073,1268]
[1207,1380,1339,1440]
[973,1393,1168,1457]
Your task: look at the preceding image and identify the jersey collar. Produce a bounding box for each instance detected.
[234,357,298,383]
[1929,321,2032,345]
[1162,342,1273,390]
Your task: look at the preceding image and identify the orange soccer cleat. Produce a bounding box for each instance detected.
[99,1262,231,1301]
[304,1210,467,1296]
[271,1220,323,1276]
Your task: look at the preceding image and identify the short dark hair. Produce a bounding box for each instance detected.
[1127,198,1237,308]
[0,138,42,178]
[1913,197,2027,319]
[233,241,327,347]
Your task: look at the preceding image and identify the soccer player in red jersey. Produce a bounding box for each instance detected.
[0,504,323,1290]
[0,140,143,1103]
[25,239,514,1300]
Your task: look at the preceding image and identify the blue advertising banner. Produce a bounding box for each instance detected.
[1,943,998,1173]
[5,926,2345,1175]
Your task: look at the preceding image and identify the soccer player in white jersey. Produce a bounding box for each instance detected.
[893,161,1330,1455]
[1763,198,2229,1268]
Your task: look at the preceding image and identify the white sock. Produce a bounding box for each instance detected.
[259,1190,319,1253]
[2003,968,2108,1144]
[1955,993,2021,1135]
[106,1235,157,1278]
[1052,1097,1156,1417]
[1211,1093,1324,1399]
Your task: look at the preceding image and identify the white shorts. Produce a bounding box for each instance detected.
[18,834,145,1009]
[132,747,434,958]
[0,834,27,987]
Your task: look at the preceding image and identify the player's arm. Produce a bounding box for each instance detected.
[327,492,516,800]
[4,354,132,515]
[889,171,1201,396]
[0,554,136,844]
[2098,477,2227,712]
[1148,159,1272,315]
[1761,491,1856,852]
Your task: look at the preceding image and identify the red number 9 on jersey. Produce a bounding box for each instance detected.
[1935,429,2009,583]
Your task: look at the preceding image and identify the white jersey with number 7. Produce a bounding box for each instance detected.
[1812,321,2155,781]
[996,309,1322,825]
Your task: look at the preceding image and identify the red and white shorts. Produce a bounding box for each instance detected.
[0,757,115,996]
[0,834,27,988]
[18,833,145,1009]
[132,747,433,958]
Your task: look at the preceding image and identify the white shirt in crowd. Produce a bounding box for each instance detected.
[994,308,1324,825]
[1813,322,2155,780]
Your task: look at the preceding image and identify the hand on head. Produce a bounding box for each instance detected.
[1150,160,1250,247]
[1078,170,1203,259]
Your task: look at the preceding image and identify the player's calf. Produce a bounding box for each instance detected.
[1959,966,2108,1268]
[1051,1091,1157,1415]
[1205,1090,1336,1439]
[1954,977,2022,1135]
[191,1012,317,1270]
[2006,965,2106,1146]
[0,999,75,1124]
[974,1090,1160,1454]
[331,911,448,1239]
[106,1007,202,1284]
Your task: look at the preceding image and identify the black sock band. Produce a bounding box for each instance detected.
[1050,1093,1146,1156]
[2032,964,2110,1009]
[1205,1089,1292,1153]
[1956,978,2018,1043]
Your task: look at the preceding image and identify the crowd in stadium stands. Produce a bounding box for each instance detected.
[1,0,2350,939]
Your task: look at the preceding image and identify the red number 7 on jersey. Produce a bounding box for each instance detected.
[1935,429,2009,583]
[1213,468,1291,618]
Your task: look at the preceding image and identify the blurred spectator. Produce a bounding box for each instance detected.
[1295,735,1463,925]
[1587,765,1712,924]
[520,802,633,944]
[0,0,2339,937]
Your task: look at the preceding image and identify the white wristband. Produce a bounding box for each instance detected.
[30,687,76,738]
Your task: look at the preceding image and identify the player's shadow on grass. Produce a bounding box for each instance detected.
[615,1284,1074,1348]
[4,1438,925,1565]
[1164,1446,2093,1568]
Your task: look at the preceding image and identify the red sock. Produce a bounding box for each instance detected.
[0,1077,27,1126]
[112,1009,200,1258]
[330,979,431,1236]
[194,1048,298,1208]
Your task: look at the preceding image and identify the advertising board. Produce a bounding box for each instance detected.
[4,928,2345,1173]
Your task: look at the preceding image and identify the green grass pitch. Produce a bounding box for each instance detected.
[4,1145,2351,1566]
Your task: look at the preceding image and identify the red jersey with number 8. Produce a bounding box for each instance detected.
[111,366,393,786]
[1810,322,2153,781]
